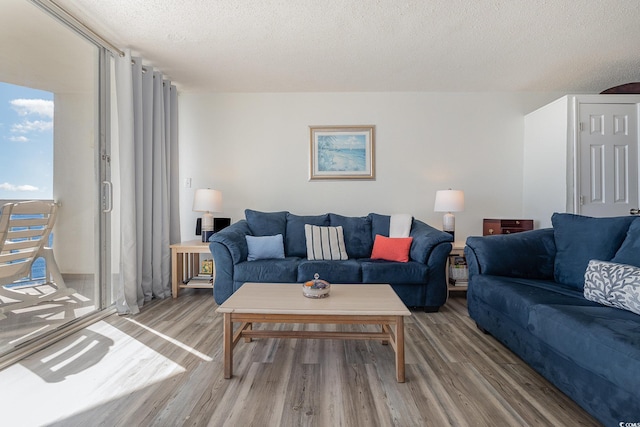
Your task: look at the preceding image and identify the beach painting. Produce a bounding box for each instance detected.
[309,125,375,180]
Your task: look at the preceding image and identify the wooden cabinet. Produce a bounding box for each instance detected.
[483,219,533,236]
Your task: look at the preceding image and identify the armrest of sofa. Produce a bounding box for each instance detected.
[209,220,251,304]
[210,220,251,265]
[409,219,454,264]
[465,228,556,279]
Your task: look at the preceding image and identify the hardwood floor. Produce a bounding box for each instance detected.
[0,290,601,426]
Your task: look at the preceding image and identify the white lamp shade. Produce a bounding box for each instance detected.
[193,189,223,213]
[434,190,464,213]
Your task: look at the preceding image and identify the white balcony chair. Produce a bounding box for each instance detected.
[0,201,75,320]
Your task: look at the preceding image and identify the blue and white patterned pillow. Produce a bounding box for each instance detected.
[584,260,640,315]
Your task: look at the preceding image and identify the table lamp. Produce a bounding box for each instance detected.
[434,189,464,240]
[193,188,223,242]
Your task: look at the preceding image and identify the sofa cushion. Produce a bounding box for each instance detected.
[370,235,413,262]
[285,213,329,257]
[528,303,640,397]
[304,224,348,260]
[297,259,361,283]
[584,260,640,315]
[369,213,391,237]
[465,229,556,279]
[612,218,640,268]
[234,257,300,283]
[552,213,635,289]
[469,274,596,330]
[245,234,285,261]
[329,213,373,259]
[361,260,427,284]
[245,209,288,237]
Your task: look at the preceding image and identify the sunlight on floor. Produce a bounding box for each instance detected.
[0,320,186,426]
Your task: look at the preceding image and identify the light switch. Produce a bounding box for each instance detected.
[184,178,192,188]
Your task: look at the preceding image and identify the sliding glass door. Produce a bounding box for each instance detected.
[0,0,115,358]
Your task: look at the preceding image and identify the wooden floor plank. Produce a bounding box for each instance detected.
[0,290,602,427]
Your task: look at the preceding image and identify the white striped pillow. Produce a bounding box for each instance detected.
[304,224,348,260]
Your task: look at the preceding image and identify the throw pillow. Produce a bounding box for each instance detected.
[245,234,285,261]
[612,218,640,268]
[245,209,288,237]
[584,259,640,315]
[370,235,413,262]
[552,213,635,290]
[304,224,348,260]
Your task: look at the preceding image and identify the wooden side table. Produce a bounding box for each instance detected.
[170,239,215,298]
[447,244,468,295]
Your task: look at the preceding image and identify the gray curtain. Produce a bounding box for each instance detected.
[114,49,180,314]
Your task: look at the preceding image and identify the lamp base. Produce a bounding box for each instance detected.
[442,212,455,242]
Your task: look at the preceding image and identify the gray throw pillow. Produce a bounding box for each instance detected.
[584,260,640,315]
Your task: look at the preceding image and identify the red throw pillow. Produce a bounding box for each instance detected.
[370,235,413,262]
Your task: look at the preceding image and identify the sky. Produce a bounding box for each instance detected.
[0,81,53,200]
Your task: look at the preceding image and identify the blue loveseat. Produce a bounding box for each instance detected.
[465,213,640,426]
[209,210,453,310]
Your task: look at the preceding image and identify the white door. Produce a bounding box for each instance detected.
[579,103,639,217]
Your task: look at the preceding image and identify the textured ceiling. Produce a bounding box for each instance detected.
[53,0,640,93]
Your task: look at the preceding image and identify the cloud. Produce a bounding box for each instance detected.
[10,99,53,118]
[0,182,40,192]
[8,135,29,142]
[11,120,53,134]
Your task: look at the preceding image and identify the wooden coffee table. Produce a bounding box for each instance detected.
[215,283,411,382]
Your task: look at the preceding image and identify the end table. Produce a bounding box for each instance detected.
[447,244,468,296]
[170,239,215,298]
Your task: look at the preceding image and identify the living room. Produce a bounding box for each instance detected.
[1,0,639,425]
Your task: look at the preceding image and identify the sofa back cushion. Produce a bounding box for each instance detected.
[285,213,330,257]
[369,213,391,237]
[329,213,373,259]
[245,209,288,236]
[552,213,635,289]
[612,218,640,268]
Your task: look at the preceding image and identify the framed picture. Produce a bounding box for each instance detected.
[200,259,213,275]
[309,125,375,180]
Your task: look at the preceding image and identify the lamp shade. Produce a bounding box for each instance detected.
[193,189,223,213]
[434,189,464,213]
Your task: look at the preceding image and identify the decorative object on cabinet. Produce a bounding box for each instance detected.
[483,219,533,236]
[193,188,223,242]
[309,125,375,180]
[434,189,464,241]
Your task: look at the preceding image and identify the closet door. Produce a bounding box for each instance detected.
[578,103,639,217]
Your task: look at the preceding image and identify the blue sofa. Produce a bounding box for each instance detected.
[465,213,640,426]
[209,210,453,310]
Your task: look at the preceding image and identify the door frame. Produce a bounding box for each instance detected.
[572,94,640,216]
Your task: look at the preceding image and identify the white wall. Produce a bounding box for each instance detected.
[523,96,571,228]
[178,92,562,245]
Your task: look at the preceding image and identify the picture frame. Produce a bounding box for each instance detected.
[200,259,213,275]
[309,125,375,180]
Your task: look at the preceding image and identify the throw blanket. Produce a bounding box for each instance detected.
[390,214,412,237]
